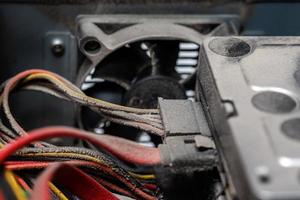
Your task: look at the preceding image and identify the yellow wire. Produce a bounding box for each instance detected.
[4,170,27,200]
[49,183,69,200]
[22,152,156,180]
[23,73,158,114]
[5,168,69,200]
[129,172,156,180]
[23,152,106,165]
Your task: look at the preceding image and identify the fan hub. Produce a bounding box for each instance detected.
[124,76,186,109]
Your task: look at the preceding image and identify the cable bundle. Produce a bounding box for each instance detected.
[0,70,164,200]
[0,69,165,143]
[0,127,161,200]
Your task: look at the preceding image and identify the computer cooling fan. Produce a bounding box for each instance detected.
[74,15,237,145]
[78,40,199,145]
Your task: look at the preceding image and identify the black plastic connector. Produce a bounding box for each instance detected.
[156,98,220,200]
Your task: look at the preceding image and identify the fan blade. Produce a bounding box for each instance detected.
[150,40,180,79]
[81,81,125,131]
[92,42,150,86]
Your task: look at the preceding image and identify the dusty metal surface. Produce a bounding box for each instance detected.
[199,36,300,200]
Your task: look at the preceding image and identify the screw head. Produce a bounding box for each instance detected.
[256,166,271,184]
[51,38,65,57]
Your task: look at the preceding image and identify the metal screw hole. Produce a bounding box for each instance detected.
[83,39,101,54]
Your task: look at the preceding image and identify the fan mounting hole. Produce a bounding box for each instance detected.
[281,118,300,141]
[83,38,101,54]
[252,91,296,114]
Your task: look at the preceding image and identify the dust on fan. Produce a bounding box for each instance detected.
[79,40,199,146]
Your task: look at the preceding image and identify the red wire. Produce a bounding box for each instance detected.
[0,126,161,165]
[5,160,157,200]
[0,190,5,200]
[5,161,53,170]
[31,163,119,200]
[14,175,32,192]
[95,178,135,198]
[143,183,157,191]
